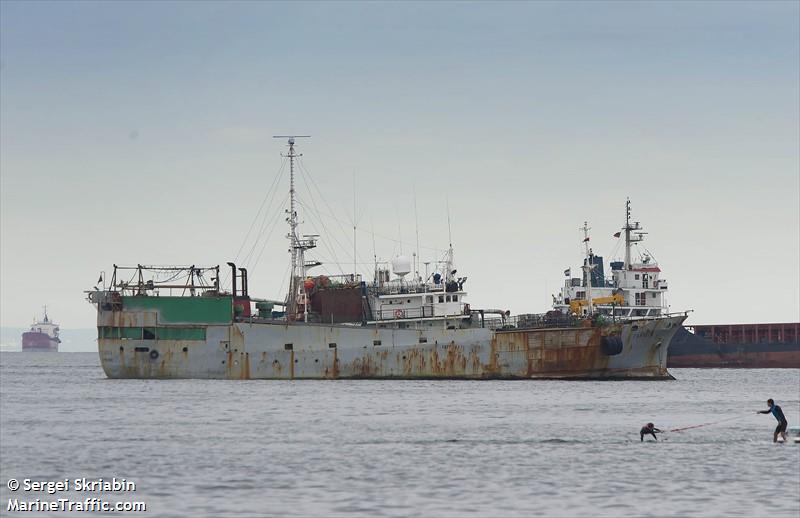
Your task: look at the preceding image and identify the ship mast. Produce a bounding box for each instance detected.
[445,199,455,284]
[274,135,313,321]
[623,198,644,270]
[581,222,593,315]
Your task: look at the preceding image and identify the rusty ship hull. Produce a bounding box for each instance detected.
[94,295,685,380]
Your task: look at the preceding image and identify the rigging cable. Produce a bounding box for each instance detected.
[239,171,289,270]
[295,170,348,275]
[249,192,291,277]
[296,158,368,270]
[223,157,288,286]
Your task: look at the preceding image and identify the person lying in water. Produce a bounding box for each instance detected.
[757,399,788,443]
[640,422,662,441]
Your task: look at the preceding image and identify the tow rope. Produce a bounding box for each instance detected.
[668,414,748,433]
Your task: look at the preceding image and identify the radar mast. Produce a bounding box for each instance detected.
[273,135,315,321]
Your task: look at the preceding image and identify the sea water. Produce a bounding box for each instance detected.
[1,352,798,517]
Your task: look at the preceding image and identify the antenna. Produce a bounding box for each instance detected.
[273,135,311,321]
[353,170,357,281]
[445,197,454,282]
[371,217,378,284]
[413,185,421,283]
[446,197,453,248]
[396,207,403,255]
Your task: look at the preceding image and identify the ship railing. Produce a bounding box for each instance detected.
[483,310,689,331]
[372,305,465,321]
[368,284,442,296]
[618,310,691,322]
[482,313,582,331]
[314,274,363,286]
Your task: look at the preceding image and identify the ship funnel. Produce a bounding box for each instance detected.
[227,262,237,296]
[239,268,248,297]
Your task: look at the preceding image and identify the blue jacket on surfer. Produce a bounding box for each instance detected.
[640,422,662,441]
[757,399,788,443]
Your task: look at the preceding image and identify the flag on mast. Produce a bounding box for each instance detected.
[613,231,621,238]
[564,268,571,277]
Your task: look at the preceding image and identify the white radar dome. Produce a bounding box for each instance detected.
[391,255,412,277]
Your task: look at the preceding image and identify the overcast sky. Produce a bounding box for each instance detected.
[1,1,798,330]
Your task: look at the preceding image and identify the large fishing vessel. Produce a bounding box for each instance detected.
[87,139,686,380]
[21,307,60,351]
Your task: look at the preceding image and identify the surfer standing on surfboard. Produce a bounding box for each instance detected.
[757,399,788,443]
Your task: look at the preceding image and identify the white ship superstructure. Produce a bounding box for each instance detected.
[554,199,668,319]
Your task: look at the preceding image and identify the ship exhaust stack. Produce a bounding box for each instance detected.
[239,268,248,297]
[227,262,237,296]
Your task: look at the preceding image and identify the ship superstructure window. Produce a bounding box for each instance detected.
[453,295,458,302]
[426,296,433,303]
[373,340,382,346]
[438,296,444,303]
[143,328,156,340]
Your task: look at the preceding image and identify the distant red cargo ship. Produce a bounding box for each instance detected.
[668,322,799,368]
[21,308,60,352]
